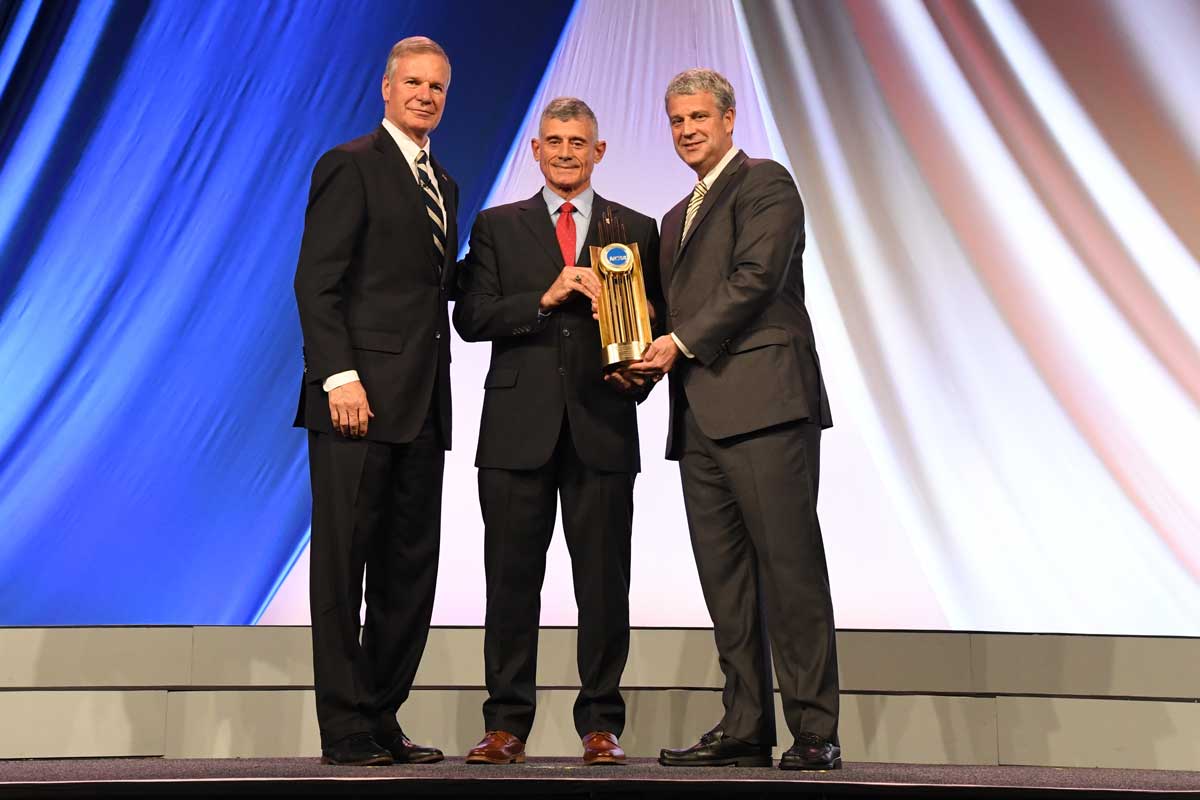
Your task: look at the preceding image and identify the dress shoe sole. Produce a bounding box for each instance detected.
[583,755,627,766]
[465,753,526,765]
[779,756,843,771]
[659,754,773,768]
[394,752,444,764]
[319,755,393,767]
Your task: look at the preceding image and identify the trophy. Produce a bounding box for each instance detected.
[590,206,653,369]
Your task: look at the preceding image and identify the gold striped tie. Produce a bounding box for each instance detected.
[681,180,708,243]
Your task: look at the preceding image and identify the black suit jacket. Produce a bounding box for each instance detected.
[657,151,832,460]
[293,126,458,447]
[453,191,660,472]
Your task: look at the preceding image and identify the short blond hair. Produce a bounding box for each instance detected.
[384,36,451,82]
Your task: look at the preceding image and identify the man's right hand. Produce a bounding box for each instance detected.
[604,368,652,396]
[328,380,374,438]
[540,266,602,312]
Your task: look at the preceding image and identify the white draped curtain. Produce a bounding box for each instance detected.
[740,0,1199,632]
[262,0,1199,634]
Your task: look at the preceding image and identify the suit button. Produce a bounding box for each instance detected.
[562,329,571,337]
[435,331,442,339]
[558,366,566,375]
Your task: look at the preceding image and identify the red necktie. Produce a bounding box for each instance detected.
[556,201,576,266]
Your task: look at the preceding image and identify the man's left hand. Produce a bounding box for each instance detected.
[628,334,679,376]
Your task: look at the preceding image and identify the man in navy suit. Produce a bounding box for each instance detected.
[454,98,660,767]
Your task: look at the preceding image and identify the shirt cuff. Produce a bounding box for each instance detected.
[323,370,360,392]
[671,332,695,359]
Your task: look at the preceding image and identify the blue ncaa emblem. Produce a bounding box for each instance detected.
[601,244,633,272]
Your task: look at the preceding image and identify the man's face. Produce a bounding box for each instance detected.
[531,116,606,197]
[667,91,735,177]
[382,53,451,145]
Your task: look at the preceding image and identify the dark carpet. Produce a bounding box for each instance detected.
[0,757,1197,798]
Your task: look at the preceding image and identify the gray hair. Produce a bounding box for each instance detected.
[384,36,451,82]
[664,68,736,115]
[540,96,599,139]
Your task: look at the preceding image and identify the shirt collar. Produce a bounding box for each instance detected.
[699,146,741,189]
[381,117,431,167]
[542,185,594,218]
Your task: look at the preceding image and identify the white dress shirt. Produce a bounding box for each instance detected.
[381,117,443,203]
[323,119,443,393]
[671,146,742,359]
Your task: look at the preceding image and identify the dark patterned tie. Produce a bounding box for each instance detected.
[415,151,446,266]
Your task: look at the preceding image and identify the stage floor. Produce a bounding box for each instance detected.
[1,758,1198,798]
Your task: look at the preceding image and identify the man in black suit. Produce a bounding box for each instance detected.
[292,36,457,767]
[630,69,841,771]
[453,98,660,767]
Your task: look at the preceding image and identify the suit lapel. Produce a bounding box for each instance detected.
[676,150,747,262]
[660,197,687,289]
[518,192,567,276]
[577,193,605,268]
[373,127,442,278]
[430,152,457,283]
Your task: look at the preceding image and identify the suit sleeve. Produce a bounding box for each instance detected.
[640,219,668,338]
[670,163,804,365]
[624,217,661,404]
[444,181,463,303]
[453,212,547,342]
[293,149,364,383]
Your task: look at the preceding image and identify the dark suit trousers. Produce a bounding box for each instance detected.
[678,407,839,746]
[479,418,634,741]
[307,409,444,748]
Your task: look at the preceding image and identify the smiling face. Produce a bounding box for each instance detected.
[667,91,735,177]
[531,116,606,199]
[381,52,451,146]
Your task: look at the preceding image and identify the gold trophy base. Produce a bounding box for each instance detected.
[603,341,648,369]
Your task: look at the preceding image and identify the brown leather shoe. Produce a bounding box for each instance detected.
[582,731,626,765]
[465,730,526,765]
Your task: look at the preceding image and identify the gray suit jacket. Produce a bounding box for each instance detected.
[657,150,832,460]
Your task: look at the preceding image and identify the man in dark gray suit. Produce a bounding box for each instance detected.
[630,68,840,771]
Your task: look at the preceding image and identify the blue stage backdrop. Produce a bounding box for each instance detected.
[6,0,1197,635]
[0,0,574,624]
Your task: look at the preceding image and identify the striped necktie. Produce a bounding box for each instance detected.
[415,151,447,266]
[681,179,708,243]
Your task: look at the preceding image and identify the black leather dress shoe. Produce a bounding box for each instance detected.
[320,733,393,766]
[779,732,842,770]
[378,729,444,764]
[659,728,772,767]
